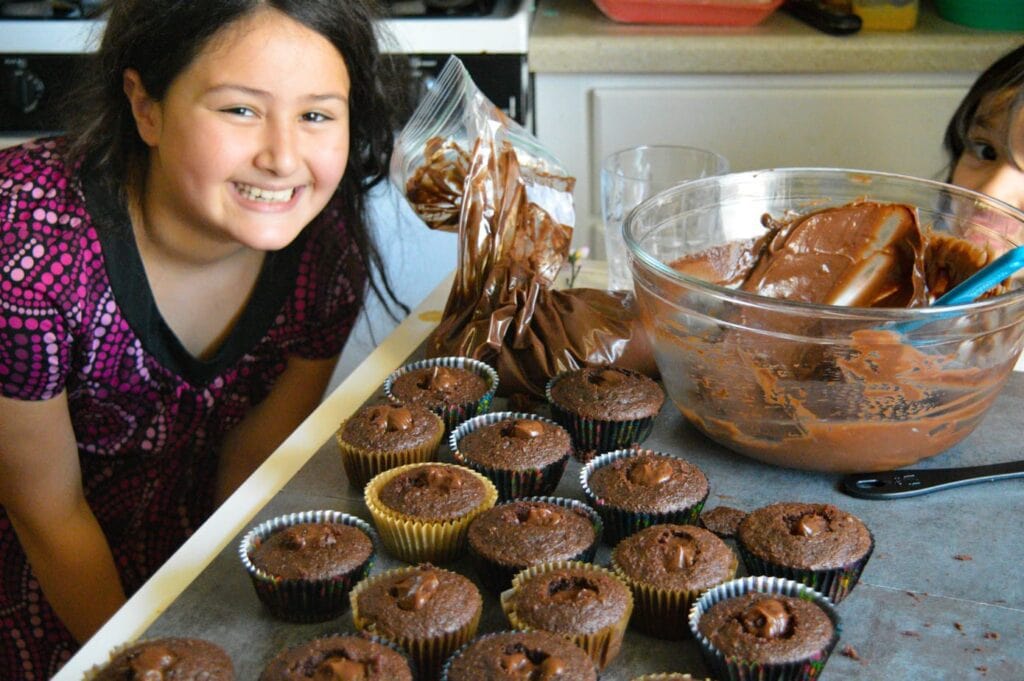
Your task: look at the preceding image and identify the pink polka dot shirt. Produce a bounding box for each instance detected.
[0,137,366,678]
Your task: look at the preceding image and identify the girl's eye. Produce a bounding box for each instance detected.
[221,106,256,117]
[966,139,999,162]
[302,111,332,123]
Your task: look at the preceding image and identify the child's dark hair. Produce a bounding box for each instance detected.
[67,0,409,318]
[943,42,1024,180]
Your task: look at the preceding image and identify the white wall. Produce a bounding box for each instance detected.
[329,181,456,390]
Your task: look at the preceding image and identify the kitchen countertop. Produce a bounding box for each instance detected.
[530,0,1024,74]
[54,261,1024,680]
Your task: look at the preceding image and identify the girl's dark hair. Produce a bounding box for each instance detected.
[943,42,1024,180]
[67,0,409,319]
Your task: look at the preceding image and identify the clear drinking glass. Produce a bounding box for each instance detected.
[600,145,728,291]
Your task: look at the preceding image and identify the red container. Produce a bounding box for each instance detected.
[593,0,784,25]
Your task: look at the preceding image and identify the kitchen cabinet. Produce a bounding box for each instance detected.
[530,0,1023,255]
[537,72,971,253]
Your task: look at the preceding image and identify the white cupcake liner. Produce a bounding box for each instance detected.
[687,576,841,681]
[467,495,603,592]
[580,449,708,545]
[384,356,499,432]
[545,371,659,462]
[450,411,572,500]
[238,510,377,623]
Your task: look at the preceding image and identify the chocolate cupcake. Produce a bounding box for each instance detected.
[441,630,599,681]
[450,412,572,500]
[259,633,414,681]
[90,637,234,681]
[736,502,874,604]
[350,564,482,680]
[688,576,841,681]
[385,356,498,432]
[336,402,445,489]
[500,560,633,670]
[630,675,711,681]
[467,497,602,592]
[546,365,664,462]
[364,462,498,563]
[581,449,709,545]
[699,505,748,540]
[239,510,376,623]
[611,523,738,640]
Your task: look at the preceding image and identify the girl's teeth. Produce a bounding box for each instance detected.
[237,184,294,202]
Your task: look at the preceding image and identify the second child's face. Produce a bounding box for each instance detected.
[131,8,351,254]
[951,89,1024,213]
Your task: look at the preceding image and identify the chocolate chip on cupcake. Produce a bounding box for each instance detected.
[546,365,664,462]
[364,462,498,563]
[259,634,414,681]
[385,356,498,432]
[336,402,445,489]
[736,501,874,604]
[91,637,234,681]
[451,412,572,500]
[581,449,709,545]
[501,560,633,670]
[239,510,376,623]
[351,564,482,681]
[611,523,737,640]
[689,576,841,681]
[467,497,602,592]
[441,630,599,681]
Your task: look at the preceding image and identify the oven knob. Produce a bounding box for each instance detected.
[4,64,45,114]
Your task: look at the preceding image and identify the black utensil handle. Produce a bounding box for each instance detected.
[783,0,862,36]
[840,460,1024,499]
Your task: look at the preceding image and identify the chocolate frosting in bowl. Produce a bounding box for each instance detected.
[645,199,1023,472]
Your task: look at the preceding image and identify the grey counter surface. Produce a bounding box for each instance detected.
[530,0,1024,74]
[144,368,1024,680]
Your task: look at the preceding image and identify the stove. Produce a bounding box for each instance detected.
[0,0,533,142]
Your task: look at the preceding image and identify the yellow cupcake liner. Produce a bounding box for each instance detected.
[335,411,444,490]
[500,560,634,670]
[364,462,499,564]
[611,553,737,640]
[350,565,482,681]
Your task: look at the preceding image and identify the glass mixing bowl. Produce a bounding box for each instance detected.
[624,168,1024,472]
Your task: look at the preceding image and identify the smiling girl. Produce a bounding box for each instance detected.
[0,2,404,677]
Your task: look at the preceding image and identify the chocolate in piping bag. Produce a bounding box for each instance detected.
[393,57,655,397]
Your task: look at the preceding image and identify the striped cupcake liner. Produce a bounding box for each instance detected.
[350,565,482,681]
[335,409,445,490]
[580,449,709,546]
[364,462,499,564]
[545,374,657,463]
[501,560,634,670]
[611,542,738,641]
[687,576,842,681]
[736,531,875,605]
[238,510,377,623]
[468,496,603,593]
[384,356,499,433]
[450,411,572,500]
[630,674,713,681]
